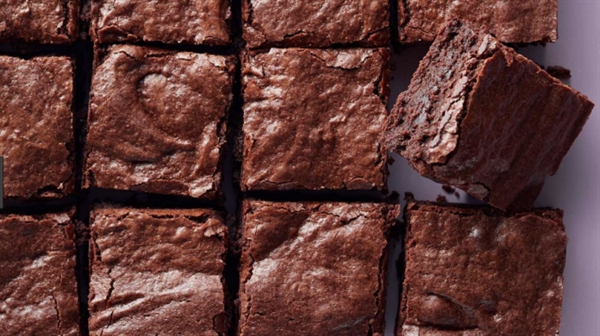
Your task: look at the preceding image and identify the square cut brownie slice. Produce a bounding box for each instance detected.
[243,0,389,48]
[90,0,230,45]
[0,213,79,335]
[384,20,594,210]
[88,207,229,336]
[242,48,390,191]
[239,200,399,335]
[0,0,78,43]
[398,201,567,335]
[398,0,557,44]
[85,45,235,198]
[0,56,74,199]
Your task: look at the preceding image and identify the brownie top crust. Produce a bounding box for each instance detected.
[89,208,228,336]
[86,45,234,198]
[0,0,78,43]
[242,48,389,191]
[398,0,557,44]
[91,0,230,45]
[400,202,567,335]
[239,201,400,335]
[0,56,74,199]
[243,0,389,48]
[0,213,79,336]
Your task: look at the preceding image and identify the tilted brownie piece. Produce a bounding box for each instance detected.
[243,0,389,48]
[242,48,390,191]
[91,0,230,45]
[398,201,567,335]
[85,45,234,198]
[0,56,74,199]
[384,20,594,210]
[398,0,557,44]
[0,213,80,335]
[89,208,228,336]
[0,0,78,43]
[239,201,399,335]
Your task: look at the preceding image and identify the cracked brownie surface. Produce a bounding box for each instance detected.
[85,45,234,198]
[241,48,390,191]
[239,200,399,336]
[0,213,79,335]
[88,207,228,336]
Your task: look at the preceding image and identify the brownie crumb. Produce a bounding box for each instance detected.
[436,195,447,203]
[404,192,415,201]
[442,185,456,194]
[388,191,401,200]
[547,66,572,80]
[455,191,461,198]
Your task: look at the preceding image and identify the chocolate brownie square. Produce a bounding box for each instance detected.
[0,56,74,199]
[242,48,390,191]
[85,45,234,198]
[0,213,79,335]
[239,200,399,335]
[0,0,78,43]
[243,0,389,48]
[398,201,567,335]
[89,207,228,335]
[384,20,594,210]
[398,0,557,44]
[90,0,230,45]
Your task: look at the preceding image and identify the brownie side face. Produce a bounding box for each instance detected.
[0,213,80,335]
[85,46,234,198]
[384,20,594,210]
[243,0,389,48]
[91,0,230,45]
[398,0,557,44]
[0,56,74,199]
[0,0,78,43]
[398,202,567,335]
[242,48,390,191]
[239,201,399,335]
[88,208,228,336]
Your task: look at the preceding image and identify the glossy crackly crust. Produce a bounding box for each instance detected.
[239,201,400,336]
[88,208,228,336]
[0,56,74,199]
[242,0,389,48]
[398,0,557,44]
[85,45,235,198]
[242,48,390,191]
[0,213,79,335]
[398,201,567,335]
[384,20,594,210]
[90,0,230,45]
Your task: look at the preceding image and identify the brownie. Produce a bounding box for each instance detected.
[0,56,74,199]
[398,201,567,335]
[398,0,557,44]
[0,213,79,335]
[0,0,78,43]
[85,45,234,198]
[242,48,390,191]
[90,0,230,45]
[243,0,389,48]
[384,20,594,210]
[239,200,399,335]
[88,207,228,335]
[547,66,572,80]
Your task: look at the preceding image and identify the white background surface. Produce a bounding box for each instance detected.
[383,1,600,334]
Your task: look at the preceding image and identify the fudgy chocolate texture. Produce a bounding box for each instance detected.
[0,56,74,199]
[89,208,228,336]
[243,0,389,48]
[91,0,230,45]
[384,20,594,210]
[239,201,399,335]
[85,45,234,198]
[0,213,80,335]
[398,0,557,44]
[242,48,389,191]
[0,0,78,43]
[398,201,567,335]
